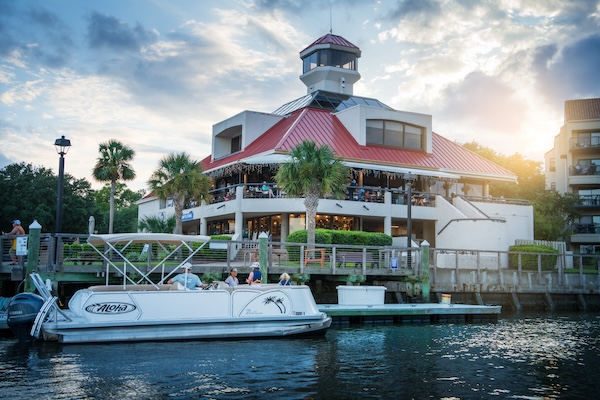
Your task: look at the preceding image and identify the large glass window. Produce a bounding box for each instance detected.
[302,49,357,73]
[366,119,424,150]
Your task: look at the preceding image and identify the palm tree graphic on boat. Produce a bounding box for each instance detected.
[263,296,286,314]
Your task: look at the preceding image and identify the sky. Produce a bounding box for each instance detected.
[1,0,600,193]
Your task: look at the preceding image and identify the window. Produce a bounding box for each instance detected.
[549,158,555,172]
[231,135,241,153]
[366,119,424,150]
[302,49,357,73]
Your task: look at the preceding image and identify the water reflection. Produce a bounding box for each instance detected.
[1,313,599,399]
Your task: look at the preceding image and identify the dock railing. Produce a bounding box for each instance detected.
[2,235,600,294]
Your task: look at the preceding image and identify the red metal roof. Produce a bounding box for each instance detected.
[300,33,359,54]
[564,98,600,122]
[202,108,515,178]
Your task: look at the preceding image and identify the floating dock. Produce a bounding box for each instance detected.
[318,303,501,325]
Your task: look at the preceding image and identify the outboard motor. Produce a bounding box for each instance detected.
[7,293,44,342]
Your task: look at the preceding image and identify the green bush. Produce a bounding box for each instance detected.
[286,229,393,260]
[508,244,558,270]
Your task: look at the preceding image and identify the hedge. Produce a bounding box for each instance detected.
[508,244,558,271]
[286,229,393,260]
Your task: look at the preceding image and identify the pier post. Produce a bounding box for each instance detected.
[258,232,269,282]
[25,220,42,293]
[421,240,430,302]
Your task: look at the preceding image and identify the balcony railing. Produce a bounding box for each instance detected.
[570,137,600,150]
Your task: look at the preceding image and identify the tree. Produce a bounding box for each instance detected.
[138,215,177,233]
[275,140,349,247]
[0,163,96,233]
[148,152,212,234]
[532,191,580,241]
[93,183,144,233]
[92,140,136,234]
[461,141,545,200]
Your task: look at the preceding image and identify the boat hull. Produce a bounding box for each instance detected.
[37,284,331,343]
[42,314,331,343]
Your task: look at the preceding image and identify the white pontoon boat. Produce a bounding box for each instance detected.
[7,233,331,343]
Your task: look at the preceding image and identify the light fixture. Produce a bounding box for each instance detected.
[54,135,71,268]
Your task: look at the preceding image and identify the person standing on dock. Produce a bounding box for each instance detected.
[168,263,206,290]
[246,262,262,285]
[2,219,25,265]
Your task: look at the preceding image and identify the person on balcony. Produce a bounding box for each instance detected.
[261,181,274,198]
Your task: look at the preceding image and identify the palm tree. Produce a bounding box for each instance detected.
[275,140,348,247]
[138,215,176,233]
[92,140,136,234]
[148,152,212,234]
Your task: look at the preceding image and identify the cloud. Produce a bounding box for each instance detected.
[87,12,158,52]
[533,34,600,105]
[438,71,528,134]
[0,3,75,69]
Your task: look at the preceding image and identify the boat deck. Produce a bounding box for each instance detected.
[318,303,501,325]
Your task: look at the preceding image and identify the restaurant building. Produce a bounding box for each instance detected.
[138,33,533,252]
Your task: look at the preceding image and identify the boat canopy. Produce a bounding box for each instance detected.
[87,233,211,246]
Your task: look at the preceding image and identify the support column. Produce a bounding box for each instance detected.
[420,240,430,303]
[235,185,244,236]
[280,213,289,243]
[384,191,392,236]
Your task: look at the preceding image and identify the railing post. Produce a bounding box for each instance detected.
[25,220,42,293]
[258,232,268,282]
[421,241,430,302]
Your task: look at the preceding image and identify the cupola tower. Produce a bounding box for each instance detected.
[299,33,361,95]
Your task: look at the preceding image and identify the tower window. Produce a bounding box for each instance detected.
[302,49,357,73]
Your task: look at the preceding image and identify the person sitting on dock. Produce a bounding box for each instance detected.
[246,262,262,285]
[225,267,239,287]
[168,262,206,290]
[278,273,291,286]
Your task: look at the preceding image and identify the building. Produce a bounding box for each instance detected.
[545,98,600,253]
[138,33,533,252]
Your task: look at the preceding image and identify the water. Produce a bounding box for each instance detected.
[1,312,599,399]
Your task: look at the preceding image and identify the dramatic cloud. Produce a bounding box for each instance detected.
[87,12,158,52]
[1,0,599,190]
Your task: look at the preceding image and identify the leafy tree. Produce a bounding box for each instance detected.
[138,215,177,233]
[0,163,96,233]
[461,141,545,200]
[532,191,580,241]
[93,182,144,233]
[148,152,212,234]
[92,140,136,234]
[275,140,349,247]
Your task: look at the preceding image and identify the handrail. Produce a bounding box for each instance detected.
[437,217,507,236]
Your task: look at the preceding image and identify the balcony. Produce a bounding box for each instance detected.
[575,194,600,208]
[570,137,600,152]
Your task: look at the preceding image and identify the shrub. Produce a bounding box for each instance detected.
[508,244,558,270]
[286,229,393,260]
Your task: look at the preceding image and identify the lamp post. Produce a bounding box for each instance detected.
[404,172,416,268]
[54,135,71,266]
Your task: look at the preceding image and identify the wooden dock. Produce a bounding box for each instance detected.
[318,303,501,325]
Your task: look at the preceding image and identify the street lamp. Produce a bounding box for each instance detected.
[54,135,71,235]
[404,172,416,268]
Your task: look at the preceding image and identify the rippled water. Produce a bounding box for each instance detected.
[1,312,599,399]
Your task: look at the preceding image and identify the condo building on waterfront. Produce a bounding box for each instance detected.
[545,98,600,253]
[138,33,534,252]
